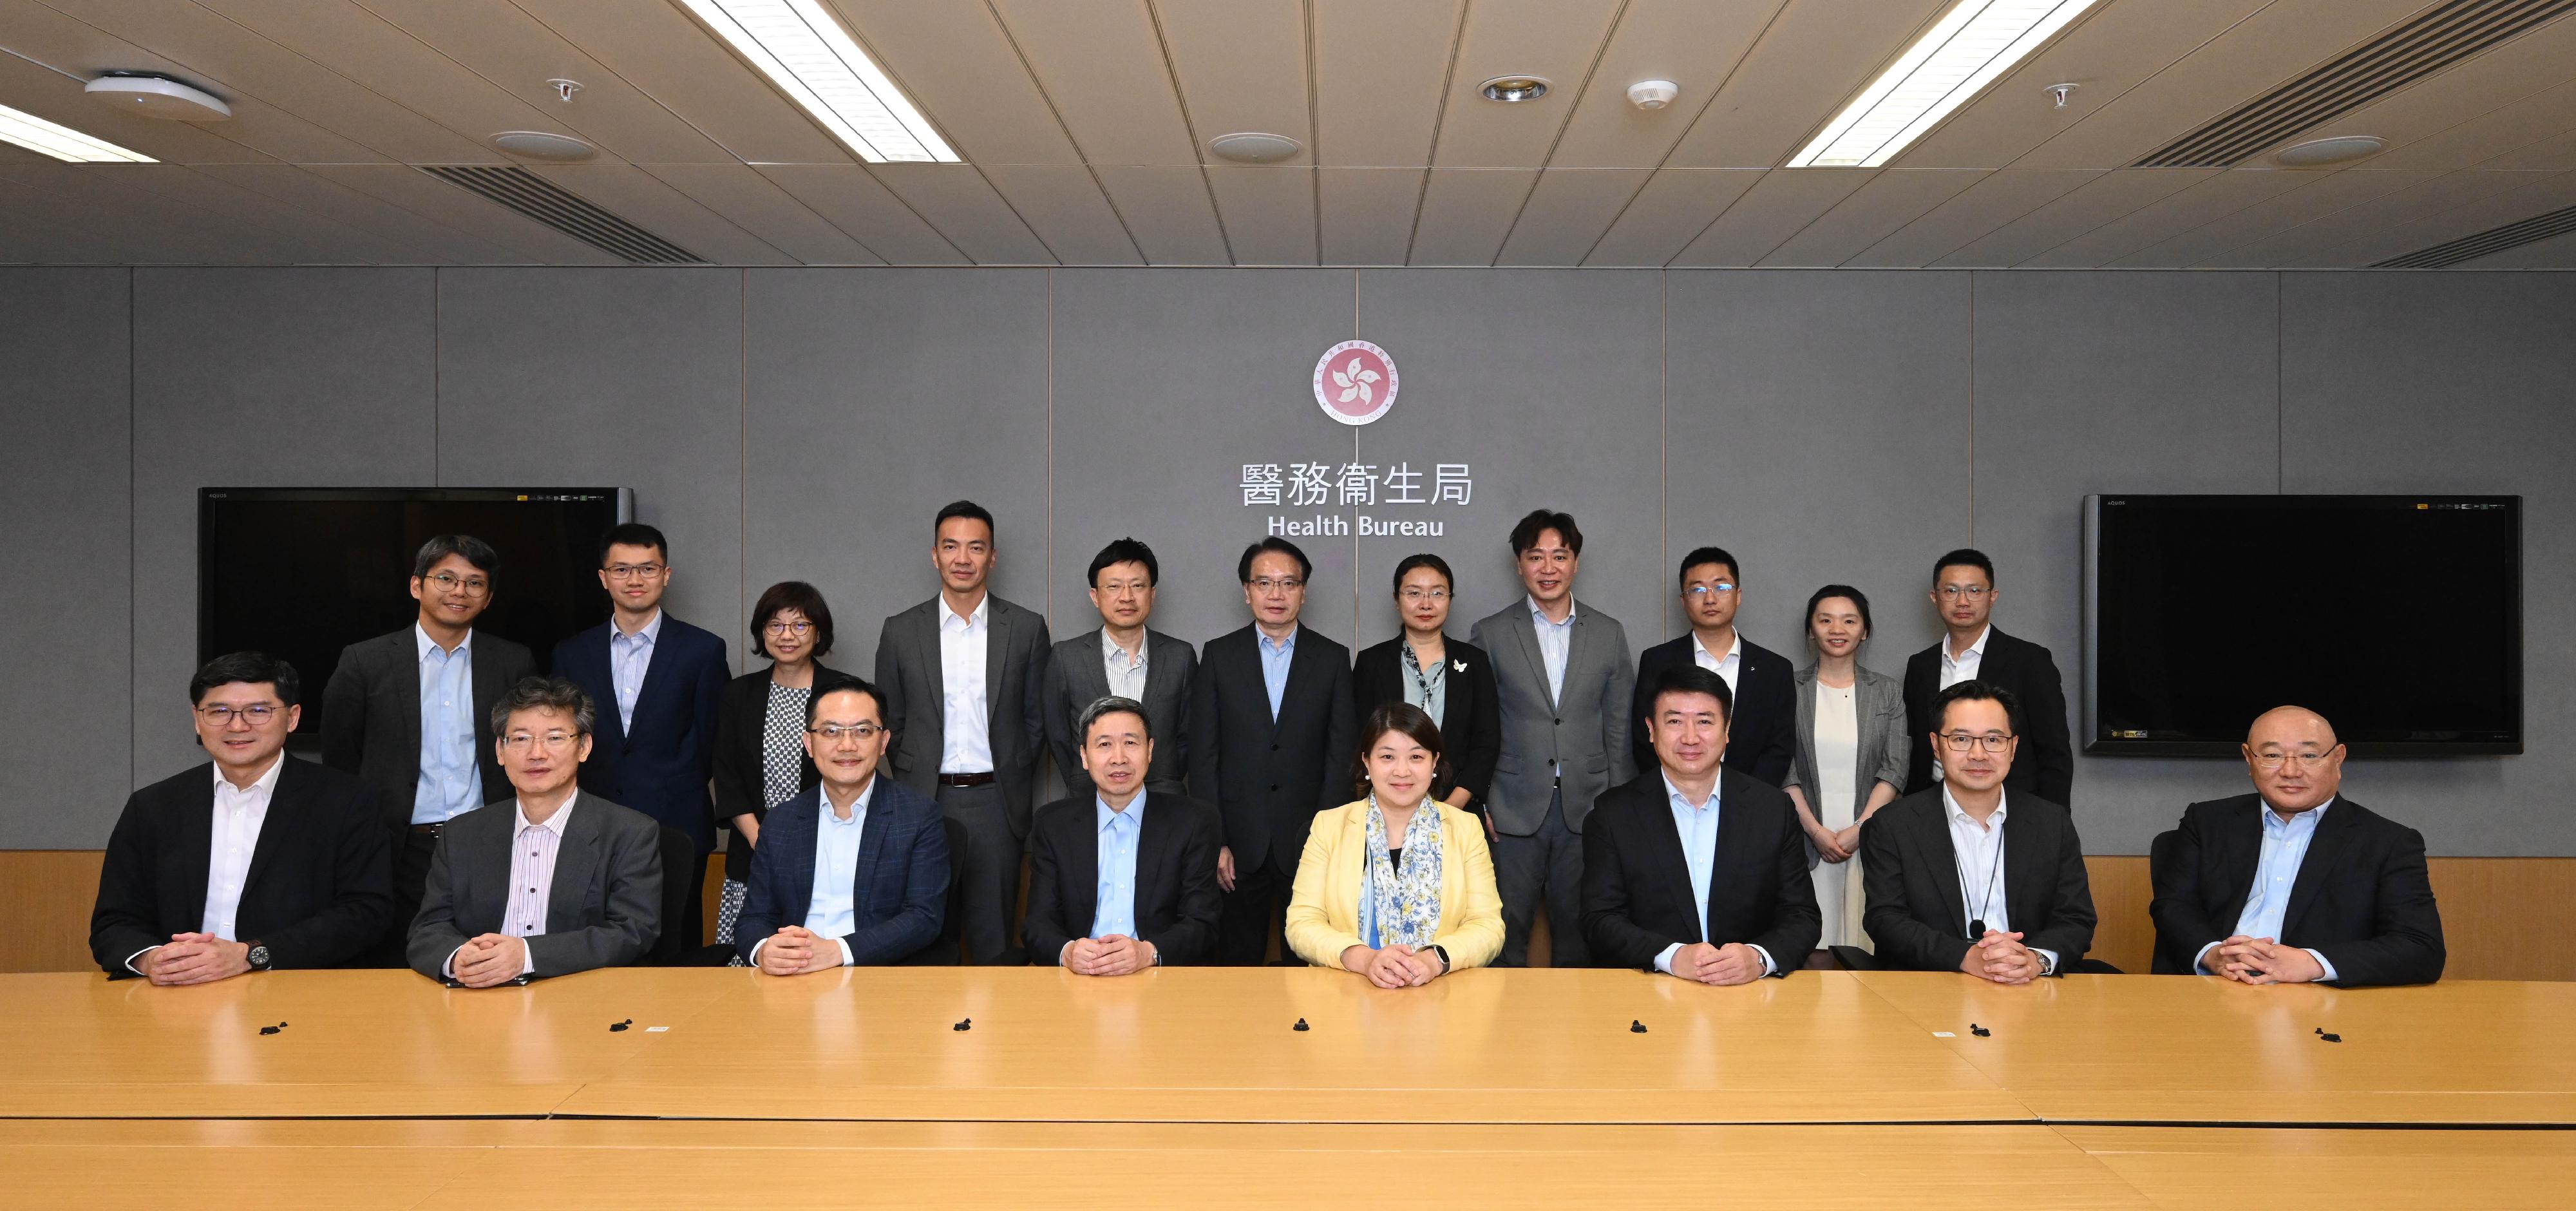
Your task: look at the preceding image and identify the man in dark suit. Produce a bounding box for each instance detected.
[2149,705,2445,987]
[407,677,663,985]
[1190,537,1356,966]
[1633,546,1794,787]
[738,677,951,971]
[92,653,392,981]
[1861,680,2095,980]
[1902,549,2073,805]
[553,522,731,951]
[1043,538,1195,799]
[1581,664,1820,980]
[1027,696,1224,971]
[320,533,535,964]
[875,501,1052,964]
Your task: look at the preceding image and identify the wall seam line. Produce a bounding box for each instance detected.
[1965,271,1976,544]
[1659,270,1668,640]
[2275,271,2285,494]
[740,267,750,666]
[128,266,137,796]
[1046,268,1055,632]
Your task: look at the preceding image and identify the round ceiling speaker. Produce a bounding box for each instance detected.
[1209,132,1302,163]
[2274,135,2385,167]
[489,131,598,162]
[85,75,231,121]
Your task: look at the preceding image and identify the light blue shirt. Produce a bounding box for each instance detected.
[412,625,483,825]
[2199,798,2339,982]
[609,609,663,734]
[1528,596,1575,707]
[1090,794,1146,939]
[1258,625,1298,721]
[1651,773,1776,978]
[797,777,875,969]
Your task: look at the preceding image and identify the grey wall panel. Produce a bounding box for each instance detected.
[0,270,130,847]
[743,269,1049,678]
[1052,269,1358,652]
[1663,270,1970,680]
[435,269,745,674]
[1970,271,2284,853]
[1352,270,1665,660]
[2282,273,2576,857]
[131,269,437,788]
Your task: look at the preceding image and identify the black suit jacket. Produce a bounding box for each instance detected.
[710,662,846,884]
[1859,788,2095,973]
[1579,769,1822,972]
[405,791,664,981]
[1633,634,1796,787]
[1903,627,2074,805]
[1352,636,1501,809]
[2148,794,2445,987]
[1022,792,1224,966]
[319,625,535,830]
[1042,628,1196,799]
[554,615,732,854]
[1186,624,1357,872]
[90,758,393,976]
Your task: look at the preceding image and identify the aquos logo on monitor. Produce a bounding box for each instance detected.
[1313,339,1397,426]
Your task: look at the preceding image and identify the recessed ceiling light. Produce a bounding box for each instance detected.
[1479,76,1549,103]
[84,74,231,121]
[1788,0,2105,168]
[0,100,155,162]
[490,131,598,162]
[2274,135,2385,167]
[1209,132,1302,163]
[675,0,959,163]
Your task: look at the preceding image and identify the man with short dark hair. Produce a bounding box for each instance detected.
[1469,509,1634,967]
[875,501,1053,964]
[1190,536,1356,965]
[1043,538,1196,799]
[1633,546,1795,787]
[1026,696,1224,972]
[92,653,393,981]
[1903,549,2074,806]
[554,522,732,951]
[321,533,536,964]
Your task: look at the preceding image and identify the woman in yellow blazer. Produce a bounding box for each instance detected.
[1286,702,1505,986]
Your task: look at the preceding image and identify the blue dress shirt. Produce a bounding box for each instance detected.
[2199,797,2340,982]
[607,609,663,735]
[1651,773,1776,977]
[1528,596,1574,706]
[1090,794,1146,939]
[780,777,873,969]
[1258,625,1298,721]
[413,625,482,825]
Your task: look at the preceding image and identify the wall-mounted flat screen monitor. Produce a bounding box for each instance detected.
[2085,493,2520,756]
[199,487,633,736]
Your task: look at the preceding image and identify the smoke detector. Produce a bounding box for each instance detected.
[1627,80,1678,110]
[85,74,231,121]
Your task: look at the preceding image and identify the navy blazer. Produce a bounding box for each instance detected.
[554,613,731,853]
[1633,633,1797,788]
[735,777,951,966]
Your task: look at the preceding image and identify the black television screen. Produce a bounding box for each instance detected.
[2084,494,2521,756]
[199,487,633,736]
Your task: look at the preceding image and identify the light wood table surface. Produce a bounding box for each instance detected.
[2058,1125,2576,1210]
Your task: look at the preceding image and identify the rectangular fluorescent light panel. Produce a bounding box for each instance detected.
[1788,0,2100,168]
[678,0,960,163]
[0,102,154,163]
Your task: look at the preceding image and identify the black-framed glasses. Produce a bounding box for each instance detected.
[1940,731,2014,752]
[2251,748,2338,770]
[422,572,491,596]
[1249,577,1304,595]
[1935,585,1990,600]
[197,703,281,726]
[1685,583,1738,596]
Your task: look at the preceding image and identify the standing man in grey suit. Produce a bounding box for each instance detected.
[1043,537,1195,799]
[1468,510,1634,967]
[874,501,1053,964]
[322,534,535,966]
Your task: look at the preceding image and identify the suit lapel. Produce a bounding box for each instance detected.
[983,600,1010,723]
[2280,803,2354,938]
[2003,808,2050,933]
[851,782,891,908]
[2213,801,2264,929]
[583,627,628,752]
[174,770,218,928]
[1074,801,1115,931]
[1640,787,1702,943]
[545,794,602,930]
[624,617,681,749]
[918,605,948,741]
[395,632,426,765]
[1269,632,1318,739]
[1918,807,1967,937]
[236,759,308,906]
[1506,609,1551,709]
[1139,631,1178,707]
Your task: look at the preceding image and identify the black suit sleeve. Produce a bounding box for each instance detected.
[2022,816,2097,971]
[1151,803,1224,966]
[319,645,367,777]
[1743,798,1823,970]
[2315,825,2445,987]
[261,785,395,969]
[1186,656,1220,805]
[2019,645,2074,805]
[873,617,909,773]
[88,792,165,975]
[712,683,759,828]
[1859,813,1974,973]
[1454,654,1502,806]
[1020,617,1054,776]
[1750,665,1796,787]
[1319,657,1358,813]
[685,640,726,796]
[2148,805,2229,973]
[1902,653,1937,795]
[1629,650,1659,782]
[405,833,472,980]
[1579,803,1678,971]
[1040,648,1081,790]
[1022,808,1074,965]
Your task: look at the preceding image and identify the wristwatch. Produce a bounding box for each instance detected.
[1430,944,1452,974]
[245,941,272,972]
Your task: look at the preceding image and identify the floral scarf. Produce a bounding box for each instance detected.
[1356,794,1445,949]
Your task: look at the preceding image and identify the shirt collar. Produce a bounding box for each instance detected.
[214,751,288,799]
[1940,783,2008,831]
[613,609,665,644]
[1660,772,1719,814]
[1527,596,1577,628]
[1945,624,1991,664]
[2260,795,2334,830]
[1695,630,1743,667]
[415,622,473,661]
[943,594,990,631]
[1097,792,1146,830]
[515,795,576,838]
[820,775,878,825]
[1102,628,1148,666]
[1258,624,1299,654]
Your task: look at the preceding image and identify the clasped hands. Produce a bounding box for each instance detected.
[1340,943,1446,989]
[1958,929,2045,984]
[2203,935,2327,984]
[1061,934,1157,976]
[448,934,531,987]
[756,925,847,976]
[1664,941,1768,986]
[136,933,251,985]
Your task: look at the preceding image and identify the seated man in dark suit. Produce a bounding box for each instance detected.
[1581,664,1820,982]
[92,653,392,982]
[1860,681,2094,981]
[737,676,951,973]
[407,677,663,986]
[2150,705,2444,987]
[1025,696,1224,973]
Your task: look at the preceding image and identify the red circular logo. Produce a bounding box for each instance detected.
[1314,340,1397,426]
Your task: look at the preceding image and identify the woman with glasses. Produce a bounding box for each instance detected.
[710,582,844,954]
[1352,554,1502,834]
[1782,585,1911,955]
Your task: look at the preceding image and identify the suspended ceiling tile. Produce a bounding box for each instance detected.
[868,162,1056,263]
[1662,0,1951,169]
[980,164,1142,265]
[533,162,795,263]
[830,0,1082,166]
[1930,168,2212,265]
[1495,167,1647,265]
[987,0,1196,166]
[2318,13,2576,173]
[1311,0,1459,167]
[1757,168,1985,265]
[189,162,515,263]
[2145,169,2439,265]
[131,161,416,262]
[643,162,886,263]
[2228,166,2555,265]
[2297,167,2576,266]
[1840,169,2098,267]
[2371,78,2576,174]
[1205,164,1316,265]
[2027,168,2318,265]
[0,45,274,164]
[1156,0,1312,166]
[1090,164,1227,263]
[1544,0,1781,169]
[1582,167,1763,265]
[1408,167,1535,263]
[509,0,849,164]
[305,162,623,262]
[1428,0,1622,168]
[2481,125,2576,169]
[2458,224,2576,267]
[1669,166,1873,265]
[1318,167,1423,264]
[753,164,969,263]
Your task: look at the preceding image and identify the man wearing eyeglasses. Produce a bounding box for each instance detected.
[1902,549,2074,806]
[554,522,733,953]
[737,676,951,971]
[92,653,393,981]
[1189,537,1356,965]
[1043,538,1197,801]
[1857,680,2095,980]
[1631,546,1795,787]
[322,533,536,965]
[2148,706,2445,987]
[407,676,663,985]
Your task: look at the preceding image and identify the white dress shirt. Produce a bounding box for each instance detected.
[938,595,994,774]
[1103,629,1150,701]
[2195,798,2340,982]
[1931,625,1992,781]
[1692,629,1743,700]
[444,797,575,978]
[1941,785,2054,975]
[413,624,483,825]
[1651,774,1777,978]
[126,754,287,973]
[608,609,664,735]
[751,778,875,969]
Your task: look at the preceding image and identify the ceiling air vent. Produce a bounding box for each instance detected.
[421,165,705,264]
[2372,202,2576,267]
[2132,0,2576,168]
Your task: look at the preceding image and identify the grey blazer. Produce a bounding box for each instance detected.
[1468,599,1636,835]
[873,593,1053,836]
[404,791,663,981]
[1783,663,1912,863]
[1041,627,1195,799]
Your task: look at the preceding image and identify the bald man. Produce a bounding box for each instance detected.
[2147,707,2445,987]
